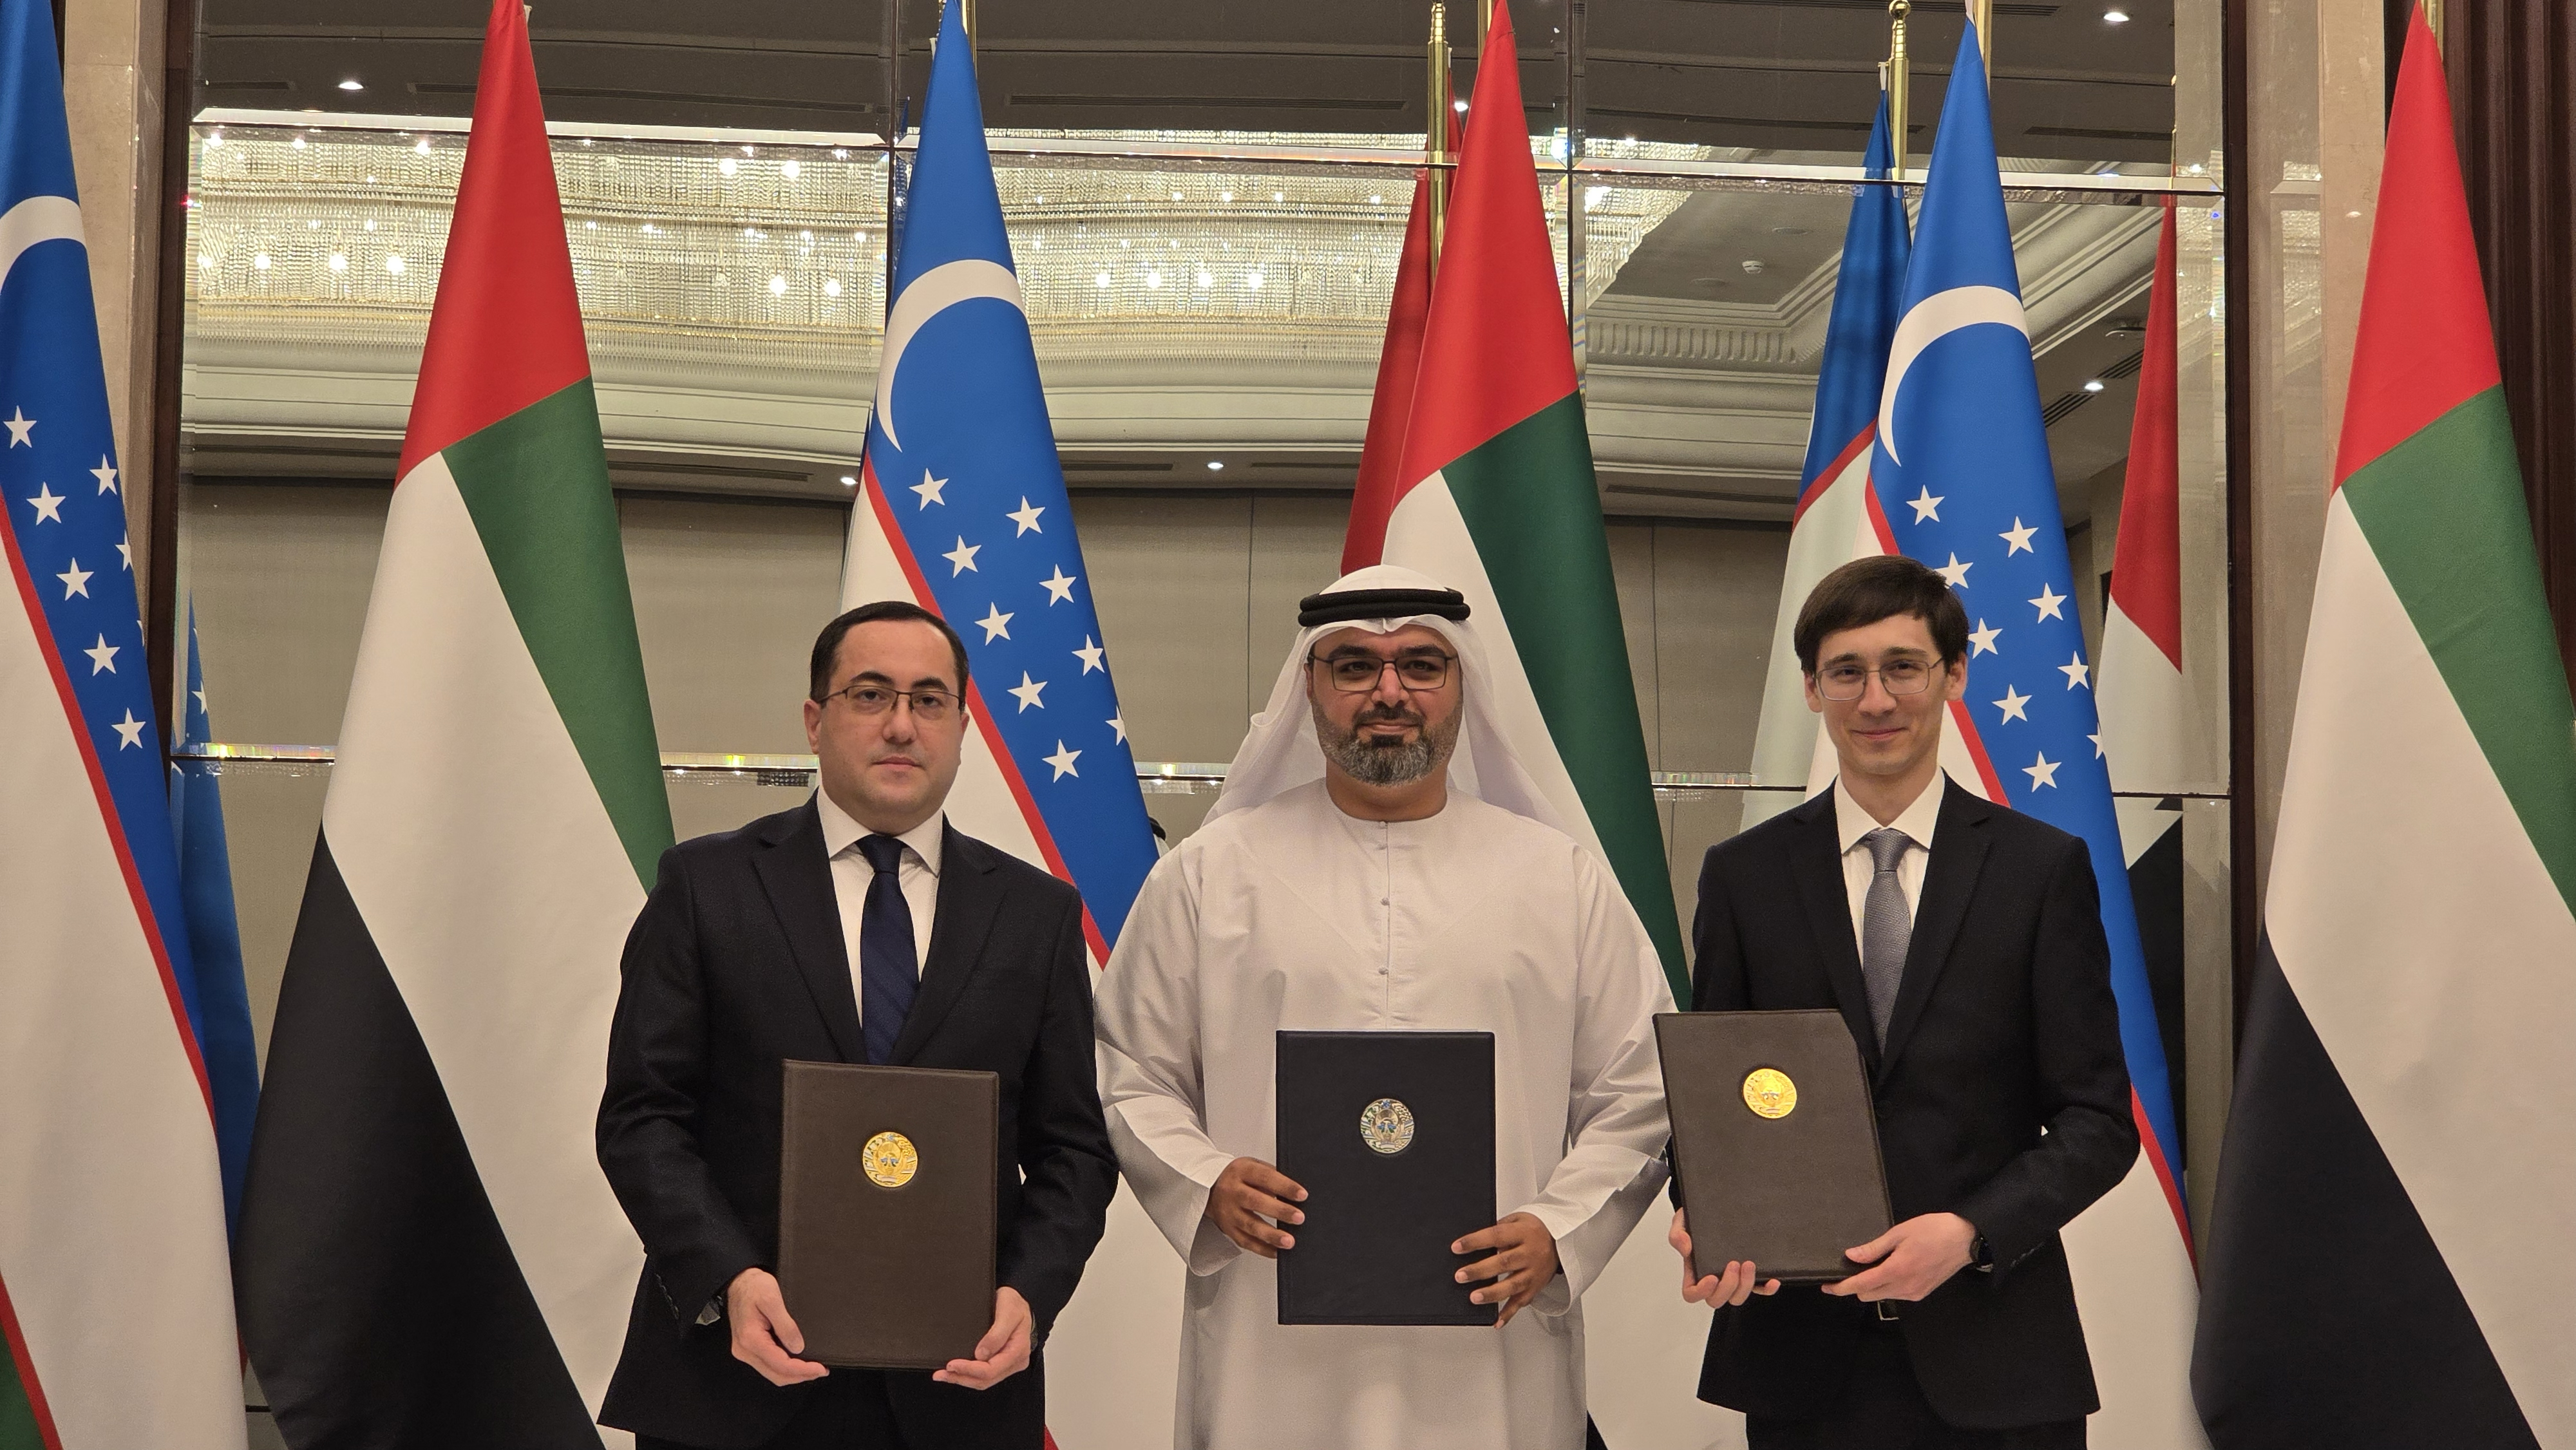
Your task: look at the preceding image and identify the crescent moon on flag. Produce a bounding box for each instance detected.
[873,258,1026,452]
[1876,285,2027,467]
[0,194,86,297]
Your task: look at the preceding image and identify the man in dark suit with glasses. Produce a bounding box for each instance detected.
[1671,555,2137,1449]
[598,600,1117,1450]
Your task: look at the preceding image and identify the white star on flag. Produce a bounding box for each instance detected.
[912,470,948,507]
[1993,684,2031,723]
[943,536,981,575]
[56,560,91,599]
[1007,672,1047,711]
[84,634,118,673]
[194,688,210,716]
[1909,487,1944,523]
[111,710,149,749]
[2023,752,2060,790]
[1999,518,2036,555]
[1106,713,1127,744]
[1006,497,1045,536]
[2059,653,2092,690]
[91,458,118,496]
[4,406,33,446]
[1968,619,2002,657]
[1043,740,1081,780]
[2028,583,2065,621]
[1039,566,1077,605]
[26,482,63,523]
[2088,731,2104,758]
[974,603,1013,642]
[116,536,131,569]
[1073,636,1104,673]
[1934,553,1971,588]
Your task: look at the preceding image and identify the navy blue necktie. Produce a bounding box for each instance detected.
[855,834,918,1065]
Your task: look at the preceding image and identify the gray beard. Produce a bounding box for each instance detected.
[1312,697,1461,787]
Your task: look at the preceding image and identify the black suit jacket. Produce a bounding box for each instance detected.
[595,801,1117,1450]
[1685,780,2137,1430]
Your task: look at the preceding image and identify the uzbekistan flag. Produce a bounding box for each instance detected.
[0,0,245,1438]
[1349,0,1683,989]
[235,3,673,1444]
[167,602,262,1235]
[2192,10,2576,1445]
[1868,24,2202,1449]
[838,0,1157,962]
[1743,94,1911,831]
[833,12,1166,1444]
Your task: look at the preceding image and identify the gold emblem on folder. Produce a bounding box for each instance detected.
[862,1131,919,1188]
[1741,1068,1798,1120]
[1359,1098,1416,1155]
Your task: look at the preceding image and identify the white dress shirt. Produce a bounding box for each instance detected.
[1833,773,1944,954]
[815,789,942,1020]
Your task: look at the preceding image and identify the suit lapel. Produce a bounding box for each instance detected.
[1877,779,1994,1081]
[752,802,865,1061]
[887,824,1004,1066]
[1786,791,1883,1076]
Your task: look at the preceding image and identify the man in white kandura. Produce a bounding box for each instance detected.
[1094,565,1674,1450]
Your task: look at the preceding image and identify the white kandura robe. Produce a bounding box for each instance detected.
[1094,780,1675,1450]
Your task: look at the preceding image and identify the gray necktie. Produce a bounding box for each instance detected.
[1859,827,1913,1046]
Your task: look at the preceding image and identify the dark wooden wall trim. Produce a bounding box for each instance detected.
[2428,0,2576,688]
[2224,0,2257,1040]
[144,0,196,744]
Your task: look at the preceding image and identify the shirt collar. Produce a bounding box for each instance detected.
[815,789,944,876]
[1833,773,1945,856]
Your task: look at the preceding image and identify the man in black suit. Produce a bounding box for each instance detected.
[597,601,1117,1450]
[1671,556,2137,1449]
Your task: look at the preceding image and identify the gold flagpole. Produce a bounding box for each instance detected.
[1887,1,1911,184]
[1967,0,1992,77]
[1426,4,1454,282]
[2422,0,2445,55]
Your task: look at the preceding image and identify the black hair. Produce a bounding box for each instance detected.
[808,601,971,701]
[1792,555,1970,672]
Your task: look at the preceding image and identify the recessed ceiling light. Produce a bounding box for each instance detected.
[337,78,363,91]
[1452,99,1468,113]
[1207,460,1225,471]
[2104,8,2130,21]
[840,475,858,487]
[2083,379,2107,393]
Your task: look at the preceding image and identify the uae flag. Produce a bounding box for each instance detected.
[1340,8,1705,1444]
[2094,200,2192,1136]
[234,3,673,1445]
[1345,0,1683,988]
[2191,10,2576,1448]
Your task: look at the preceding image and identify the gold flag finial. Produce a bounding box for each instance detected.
[1888,1,1911,185]
[1427,3,1455,281]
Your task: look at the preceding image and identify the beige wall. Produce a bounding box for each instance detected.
[178,482,1799,1059]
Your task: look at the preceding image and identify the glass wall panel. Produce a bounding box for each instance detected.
[1582,0,2181,173]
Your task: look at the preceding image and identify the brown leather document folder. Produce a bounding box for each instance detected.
[1656,1010,1892,1284]
[776,1060,998,1369]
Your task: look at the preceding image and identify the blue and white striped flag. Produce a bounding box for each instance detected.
[0,0,243,1441]
[1867,23,2203,1448]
